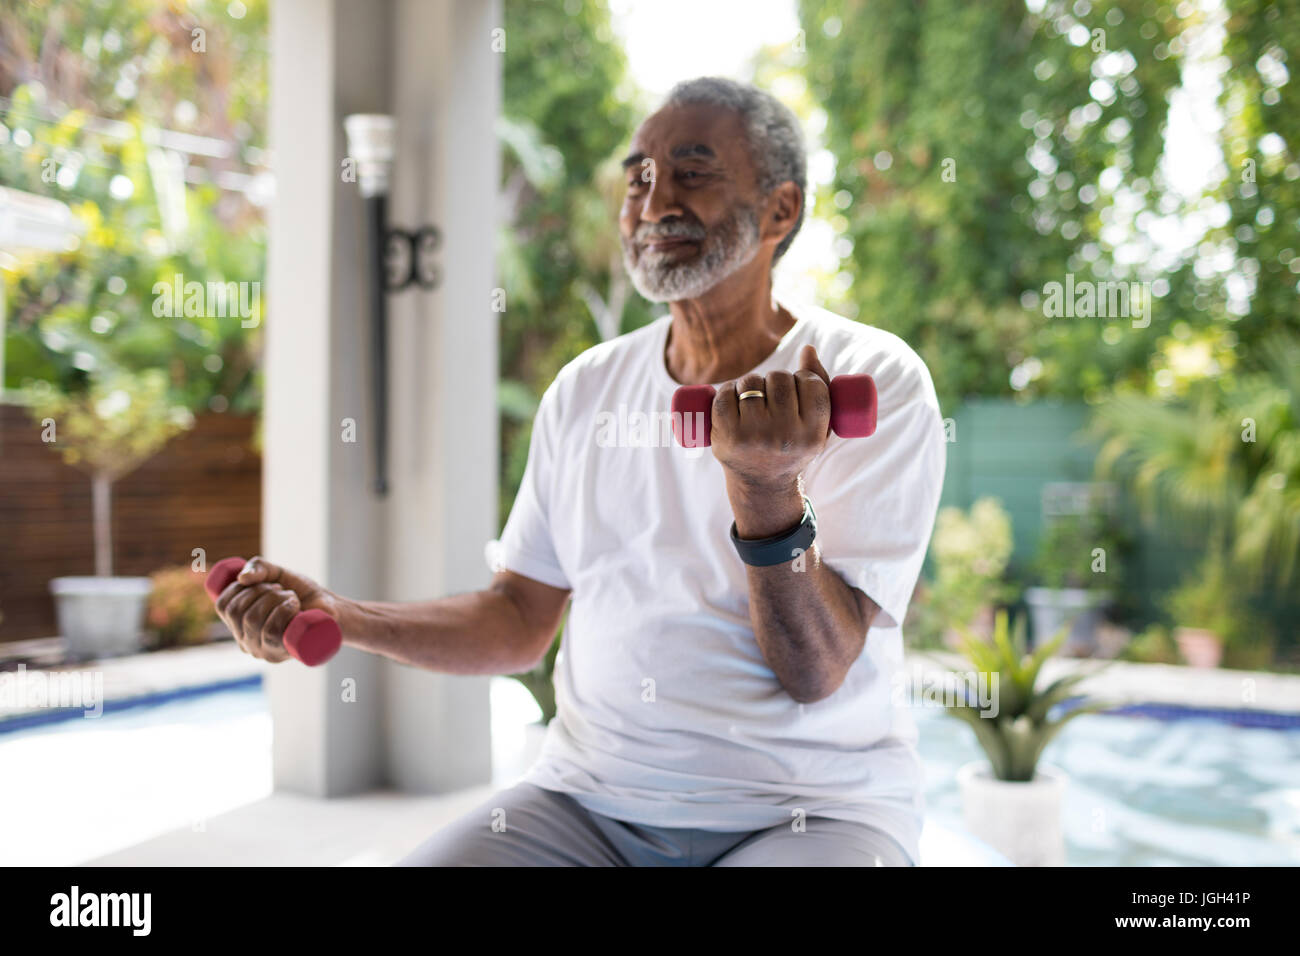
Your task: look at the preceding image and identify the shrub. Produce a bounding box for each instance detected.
[1030,494,1124,591]
[146,567,218,648]
[1162,550,1266,645]
[1121,625,1180,665]
[910,497,1017,647]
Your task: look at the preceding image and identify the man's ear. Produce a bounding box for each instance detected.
[763,181,802,247]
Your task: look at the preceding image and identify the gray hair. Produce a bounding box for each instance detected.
[661,76,807,264]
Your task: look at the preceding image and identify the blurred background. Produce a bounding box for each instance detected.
[0,0,1296,867]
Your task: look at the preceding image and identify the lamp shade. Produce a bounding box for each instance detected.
[343,114,396,198]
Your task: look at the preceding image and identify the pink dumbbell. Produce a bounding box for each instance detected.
[204,556,342,667]
[670,374,878,448]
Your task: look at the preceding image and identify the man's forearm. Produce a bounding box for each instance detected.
[728,475,876,703]
[333,587,542,675]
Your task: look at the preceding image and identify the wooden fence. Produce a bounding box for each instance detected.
[0,403,261,642]
[939,398,1205,624]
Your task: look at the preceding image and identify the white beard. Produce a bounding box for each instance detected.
[622,203,762,303]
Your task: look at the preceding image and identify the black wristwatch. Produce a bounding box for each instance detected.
[730,495,818,567]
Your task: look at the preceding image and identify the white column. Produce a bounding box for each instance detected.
[382,0,500,792]
[265,0,346,797]
[264,0,500,797]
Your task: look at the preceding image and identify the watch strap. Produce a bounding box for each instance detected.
[730,495,817,567]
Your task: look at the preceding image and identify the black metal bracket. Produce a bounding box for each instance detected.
[361,196,442,498]
[384,225,442,292]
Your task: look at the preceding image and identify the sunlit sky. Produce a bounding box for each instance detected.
[608,0,801,101]
[607,0,1226,309]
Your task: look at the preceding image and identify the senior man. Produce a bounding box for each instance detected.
[217,76,946,867]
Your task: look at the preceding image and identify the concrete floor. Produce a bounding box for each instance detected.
[85,785,499,866]
[84,786,1006,866]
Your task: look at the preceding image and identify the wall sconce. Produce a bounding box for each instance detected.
[344,114,443,497]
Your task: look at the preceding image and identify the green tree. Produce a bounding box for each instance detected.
[1,0,268,413]
[495,0,648,720]
[1091,332,1300,591]
[497,0,647,522]
[798,0,1183,411]
[1086,1,1299,647]
[23,369,194,576]
[1212,0,1299,349]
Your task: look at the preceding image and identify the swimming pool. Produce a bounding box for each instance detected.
[0,682,273,866]
[2,678,1297,866]
[913,703,1300,866]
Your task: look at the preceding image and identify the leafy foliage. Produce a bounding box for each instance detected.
[22,367,194,577]
[1121,623,1181,664]
[1030,496,1126,590]
[910,498,1017,647]
[0,0,269,414]
[1162,549,1267,645]
[146,565,218,648]
[1208,0,1300,353]
[22,367,193,480]
[497,0,648,528]
[798,0,1183,411]
[1090,332,1300,591]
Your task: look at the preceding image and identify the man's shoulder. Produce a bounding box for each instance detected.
[548,315,668,397]
[796,304,938,410]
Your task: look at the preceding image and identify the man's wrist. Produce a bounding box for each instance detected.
[727,474,805,539]
[332,594,368,644]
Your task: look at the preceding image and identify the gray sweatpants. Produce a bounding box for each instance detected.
[396,782,914,867]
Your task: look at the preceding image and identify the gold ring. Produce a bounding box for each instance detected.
[738,389,765,401]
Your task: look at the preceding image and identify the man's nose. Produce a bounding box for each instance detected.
[641,171,682,224]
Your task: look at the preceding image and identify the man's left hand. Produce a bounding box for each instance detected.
[711,343,833,492]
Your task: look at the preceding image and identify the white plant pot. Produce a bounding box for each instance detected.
[1024,587,1110,654]
[49,576,153,662]
[957,760,1066,867]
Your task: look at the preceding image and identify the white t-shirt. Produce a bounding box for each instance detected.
[497,301,946,863]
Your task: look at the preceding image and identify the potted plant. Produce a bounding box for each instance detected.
[944,609,1109,866]
[24,369,194,661]
[1163,550,1254,668]
[1024,501,1121,655]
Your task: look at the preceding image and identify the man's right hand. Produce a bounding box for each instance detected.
[214,556,340,663]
